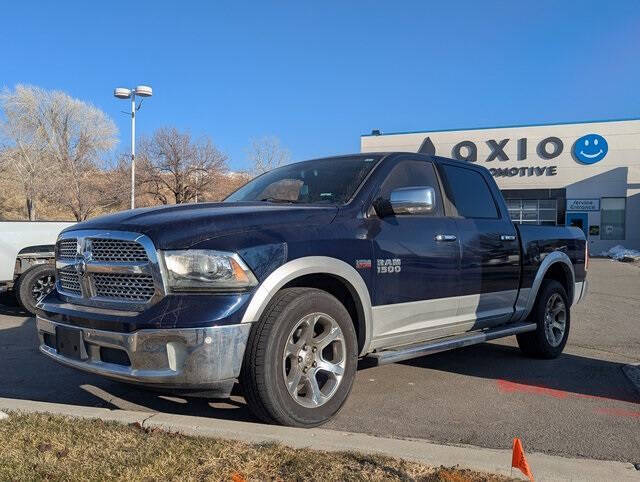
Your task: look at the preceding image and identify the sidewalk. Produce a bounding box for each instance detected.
[0,397,636,481]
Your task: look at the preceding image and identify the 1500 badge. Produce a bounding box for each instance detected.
[377,258,401,274]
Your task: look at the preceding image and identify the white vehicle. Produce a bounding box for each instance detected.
[0,221,75,313]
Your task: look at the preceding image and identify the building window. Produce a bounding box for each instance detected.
[600,198,626,240]
[507,199,557,225]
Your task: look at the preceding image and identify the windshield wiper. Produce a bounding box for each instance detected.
[259,197,302,204]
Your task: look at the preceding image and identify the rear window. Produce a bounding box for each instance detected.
[441,165,498,219]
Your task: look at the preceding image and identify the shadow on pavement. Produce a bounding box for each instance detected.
[0,292,28,317]
[1,305,637,425]
[398,342,639,404]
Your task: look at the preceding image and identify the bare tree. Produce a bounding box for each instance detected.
[0,85,119,221]
[0,87,54,220]
[204,171,252,201]
[139,127,229,204]
[248,136,290,175]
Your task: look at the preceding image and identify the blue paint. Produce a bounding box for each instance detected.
[46,152,588,333]
[573,134,608,164]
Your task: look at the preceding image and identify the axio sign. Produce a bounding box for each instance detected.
[432,133,608,178]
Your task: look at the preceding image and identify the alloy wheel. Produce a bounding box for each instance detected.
[31,274,55,301]
[282,312,346,408]
[543,293,566,347]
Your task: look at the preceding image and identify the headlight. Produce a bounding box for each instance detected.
[162,250,258,291]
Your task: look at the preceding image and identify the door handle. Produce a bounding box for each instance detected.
[435,234,457,242]
[500,234,516,241]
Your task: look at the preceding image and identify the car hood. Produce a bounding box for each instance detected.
[62,202,338,249]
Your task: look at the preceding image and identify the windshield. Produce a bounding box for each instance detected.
[225,155,382,204]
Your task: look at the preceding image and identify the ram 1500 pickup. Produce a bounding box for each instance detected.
[36,153,587,427]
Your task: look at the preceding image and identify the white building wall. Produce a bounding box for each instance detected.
[361,119,640,253]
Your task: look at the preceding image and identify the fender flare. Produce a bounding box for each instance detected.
[517,251,576,321]
[241,256,374,355]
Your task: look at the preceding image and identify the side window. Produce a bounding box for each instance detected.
[441,165,498,219]
[378,160,443,216]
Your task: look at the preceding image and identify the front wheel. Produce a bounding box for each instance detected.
[16,264,57,315]
[517,280,570,359]
[241,287,358,427]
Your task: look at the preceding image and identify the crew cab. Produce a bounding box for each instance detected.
[36,153,587,427]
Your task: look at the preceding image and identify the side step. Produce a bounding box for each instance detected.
[366,322,537,366]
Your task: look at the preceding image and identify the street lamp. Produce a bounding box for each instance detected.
[114,85,153,209]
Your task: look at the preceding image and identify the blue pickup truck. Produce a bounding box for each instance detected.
[36,152,587,427]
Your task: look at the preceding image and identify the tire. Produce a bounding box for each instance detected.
[241,287,358,427]
[517,280,570,359]
[16,264,57,315]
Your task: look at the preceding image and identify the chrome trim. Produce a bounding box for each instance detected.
[372,295,460,345]
[513,251,576,322]
[240,256,374,356]
[457,289,519,322]
[55,230,166,311]
[37,316,251,389]
[390,186,435,215]
[17,251,55,259]
[370,290,519,351]
[435,234,457,242]
[368,322,537,365]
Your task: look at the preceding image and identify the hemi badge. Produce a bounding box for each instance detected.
[355,259,372,269]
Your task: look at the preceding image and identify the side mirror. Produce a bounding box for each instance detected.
[389,186,435,215]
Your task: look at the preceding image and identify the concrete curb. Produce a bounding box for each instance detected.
[0,397,637,482]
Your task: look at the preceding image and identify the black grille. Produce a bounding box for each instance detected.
[89,239,148,262]
[58,268,81,295]
[93,273,155,301]
[57,239,78,259]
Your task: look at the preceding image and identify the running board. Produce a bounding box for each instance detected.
[366,322,537,366]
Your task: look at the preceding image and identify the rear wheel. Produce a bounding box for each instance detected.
[241,287,358,427]
[517,280,570,359]
[16,264,56,315]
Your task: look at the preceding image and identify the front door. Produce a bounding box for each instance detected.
[368,158,461,347]
[566,212,589,238]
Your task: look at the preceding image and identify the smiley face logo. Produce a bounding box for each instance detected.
[573,134,608,164]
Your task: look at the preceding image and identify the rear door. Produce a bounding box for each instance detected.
[438,163,520,328]
[368,157,462,346]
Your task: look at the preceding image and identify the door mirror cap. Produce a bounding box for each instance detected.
[389,186,435,215]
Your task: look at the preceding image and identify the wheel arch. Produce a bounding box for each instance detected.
[241,256,373,356]
[521,251,575,320]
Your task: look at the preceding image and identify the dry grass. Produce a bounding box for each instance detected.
[0,412,515,481]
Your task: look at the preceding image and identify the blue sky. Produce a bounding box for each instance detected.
[2,1,639,170]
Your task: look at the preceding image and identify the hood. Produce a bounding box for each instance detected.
[62,202,338,249]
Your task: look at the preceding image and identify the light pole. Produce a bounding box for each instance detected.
[114,85,153,209]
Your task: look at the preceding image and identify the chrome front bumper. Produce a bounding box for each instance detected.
[36,316,251,393]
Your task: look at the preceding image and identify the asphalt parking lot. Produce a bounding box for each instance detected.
[1,258,638,463]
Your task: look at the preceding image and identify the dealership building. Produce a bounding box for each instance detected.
[361,118,640,253]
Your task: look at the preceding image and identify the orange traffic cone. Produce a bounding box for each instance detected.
[511,437,534,481]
